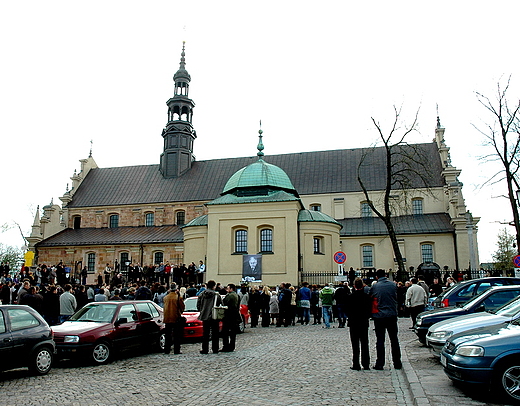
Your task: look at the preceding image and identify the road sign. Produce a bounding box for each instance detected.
[514,255,520,268]
[334,251,347,264]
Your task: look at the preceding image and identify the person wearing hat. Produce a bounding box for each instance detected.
[163,283,185,354]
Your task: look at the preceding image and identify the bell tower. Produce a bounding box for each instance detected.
[160,42,197,178]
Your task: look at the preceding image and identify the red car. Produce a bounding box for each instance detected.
[182,296,249,339]
[52,301,165,364]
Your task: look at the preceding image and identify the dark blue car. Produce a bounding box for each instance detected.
[441,319,520,403]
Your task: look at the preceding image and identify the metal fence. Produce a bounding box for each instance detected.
[299,269,508,286]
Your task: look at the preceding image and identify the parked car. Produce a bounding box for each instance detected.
[0,305,55,375]
[182,296,249,339]
[52,301,165,364]
[432,277,520,308]
[427,295,520,356]
[414,285,520,343]
[441,319,520,403]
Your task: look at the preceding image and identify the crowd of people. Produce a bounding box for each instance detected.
[2,260,466,370]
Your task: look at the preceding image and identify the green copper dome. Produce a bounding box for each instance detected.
[222,158,297,195]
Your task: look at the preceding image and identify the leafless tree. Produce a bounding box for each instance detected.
[357,106,435,280]
[475,76,520,253]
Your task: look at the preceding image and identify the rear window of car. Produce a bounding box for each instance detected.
[0,310,5,334]
[136,302,156,320]
[7,308,40,331]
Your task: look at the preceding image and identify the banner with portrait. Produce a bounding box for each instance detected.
[242,254,262,283]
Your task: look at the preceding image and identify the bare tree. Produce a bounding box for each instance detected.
[357,106,435,281]
[475,76,520,253]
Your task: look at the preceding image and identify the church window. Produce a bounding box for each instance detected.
[362,245,374,267]
[73,216,81,229]
[412,198,424,215]
[145,212,154,227]
[421,243,434,263]
[260,229,273,253]
[361,202,372,218]
[109,214,119,228]
[176,211,185,226]
[154,252,164,265]
[87,253,96,273]
[235,230,248,254]
[313,237,323,254]
[120,252,129,275]
[310,204,321,212]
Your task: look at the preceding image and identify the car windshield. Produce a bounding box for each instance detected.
[461,287,493,310]
[69,303,118,322]
[436,283,457,300]
[495,297,520,317]
[184,298,198,312]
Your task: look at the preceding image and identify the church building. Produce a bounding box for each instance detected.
[27,44,480,286]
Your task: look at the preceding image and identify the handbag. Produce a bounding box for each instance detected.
[212,293,227,320]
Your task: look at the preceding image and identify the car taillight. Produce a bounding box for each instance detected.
[441,298,449,308]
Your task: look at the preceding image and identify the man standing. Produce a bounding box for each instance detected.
[319,283,335,328]
[369,269,402,370]
[333,282,350,328]
[406,278,428,328]
[221,283,240,352]
[276,283,292,327]
[347,278,371,370]
[196,279,222,354]
[59,284,77,323]
[163,283,185,355]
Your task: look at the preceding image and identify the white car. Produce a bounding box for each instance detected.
[426,296,520,356]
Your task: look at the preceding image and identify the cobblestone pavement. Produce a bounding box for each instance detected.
[0,318,508,406]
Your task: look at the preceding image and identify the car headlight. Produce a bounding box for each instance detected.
[415,317,422,326]
[454,345,484,357]
[64,335,80,343]
[430,331,452,340]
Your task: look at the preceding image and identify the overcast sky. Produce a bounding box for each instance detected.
[1,1,519,264]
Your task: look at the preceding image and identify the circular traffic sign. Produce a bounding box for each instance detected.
[514,255,520,268]
[334,251,347,264]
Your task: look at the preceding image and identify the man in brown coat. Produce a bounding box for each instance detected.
[163,283,185,354]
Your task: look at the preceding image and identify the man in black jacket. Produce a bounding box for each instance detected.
[347,278,371,370]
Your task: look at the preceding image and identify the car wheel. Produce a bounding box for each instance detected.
[91,341,111,364]
[238,316,246,334]
[157,332,166,352]
[29,347,53,375]
[498,362,520,402]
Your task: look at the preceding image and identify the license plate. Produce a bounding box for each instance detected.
[440,354,447,367]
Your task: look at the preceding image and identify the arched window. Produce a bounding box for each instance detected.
[145,212,154,227]
[313,237,323,254]
[176,211,185,226]
[362,245,374,267]
[235,230,248,253]
[109,214,119,228]
[412,198,424,215]
[260,229,273,253]
[154,252,164,265]
[87,253,96,273]
[421,243,434,263]
[120,252,129,275]
[361,202,372,218]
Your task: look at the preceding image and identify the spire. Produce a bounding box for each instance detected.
[32,206,40,227]
[179,41,186,70]
[257,120,264,158]
[160,43,196,178]
[89,139,93,157]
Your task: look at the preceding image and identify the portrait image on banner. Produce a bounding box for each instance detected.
[242,254,262,283]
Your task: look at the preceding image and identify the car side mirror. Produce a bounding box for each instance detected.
[115,317,128,326]
[475,305,486,312]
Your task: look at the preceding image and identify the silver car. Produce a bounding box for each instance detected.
[426,296,520,356]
